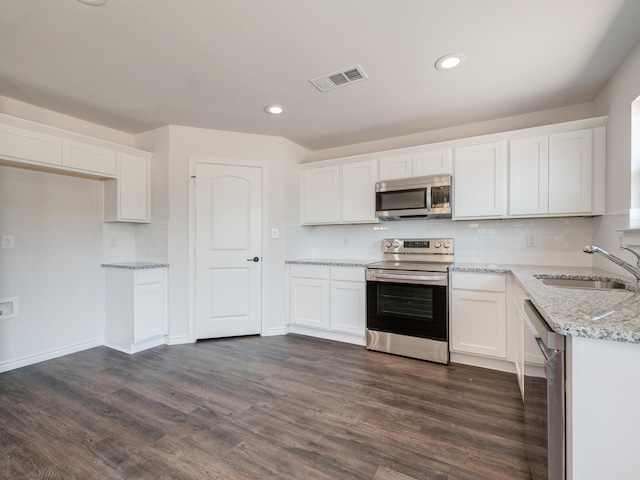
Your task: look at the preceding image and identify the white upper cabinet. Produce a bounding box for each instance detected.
[509,128,597,217]
[62,139,117,177]
[412,148,452,177]
[379,154,412,180]
[548,129,593,215]
[104,153,151,223]
[509,135,550,216]
[0,123,61,166]
[341,159,377,223]
[301,165,341,224]
[453,141,507,219]
[379,148,452,180]
[301,159,378,225]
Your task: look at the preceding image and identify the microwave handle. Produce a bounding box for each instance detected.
[426,186,432,211]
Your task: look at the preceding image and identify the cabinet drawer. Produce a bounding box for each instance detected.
[451,272,506,292]
[136,268,165,285]
[330,266,364,282]
[290,264,330,280]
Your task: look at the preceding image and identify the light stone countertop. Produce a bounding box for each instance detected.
[101,262,169,270]
[286,259,375,268]
[451,263,640,344]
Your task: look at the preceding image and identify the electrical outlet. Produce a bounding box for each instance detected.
[344,236,351,246]
[526,234,537,248]
[1,235,14,249]
[109,236,118,247]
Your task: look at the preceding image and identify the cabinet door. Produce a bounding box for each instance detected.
[330,280,365,335]
[413,149,452,176]
[453,141,507,219]
[379,154,412,180]
[119,153,150,222]
[301,165,340,224]
[450,290,507,359]
[548,129,592,214]
[509,136,549,216]
[0,124,61,166]
[290,277,330,329]
[62,139,117,177]
[135,282,167,342]
[342,159,378,223]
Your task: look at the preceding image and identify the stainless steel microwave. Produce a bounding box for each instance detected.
[375,175,452,220]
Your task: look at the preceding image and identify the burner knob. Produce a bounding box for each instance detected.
[434,241,442,248]
[444,241,452,249]
[393,240,401,248]
[385,241,392,248]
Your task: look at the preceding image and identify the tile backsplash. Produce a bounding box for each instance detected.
[287,216,599,267]
[102,222,168,264]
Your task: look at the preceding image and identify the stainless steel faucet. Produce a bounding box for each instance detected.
[583,245,640,284]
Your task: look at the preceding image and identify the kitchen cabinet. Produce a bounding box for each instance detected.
[289,264,365,344]
[0,123,62,166]
[453,141,507,219]
[510,128,601,217]
[104,266,168,354]
[104,153,151,223]
[341,159,377,223]
[289,265,330,329]
[62,139,117,177]
[301,160,377,225]
[300,165,341,224]
[379,148,452,180]
[450,271,510,366]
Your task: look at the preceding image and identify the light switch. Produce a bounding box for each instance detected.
[271,228,279,239]
[1,235,14,249]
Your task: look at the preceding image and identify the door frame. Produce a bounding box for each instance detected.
[187,156,269,343]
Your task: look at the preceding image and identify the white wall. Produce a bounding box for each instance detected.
[0,166,104,371]
[594,41,640,214]
[303,103,595,163]
[137,125,308,343]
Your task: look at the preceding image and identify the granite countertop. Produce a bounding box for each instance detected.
[452,263,640,344]
[286,258,375,268]
[101,262,169,269]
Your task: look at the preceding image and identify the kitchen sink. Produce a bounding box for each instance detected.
[536,276,627,290]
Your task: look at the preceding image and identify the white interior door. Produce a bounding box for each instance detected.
[195,163,262,339]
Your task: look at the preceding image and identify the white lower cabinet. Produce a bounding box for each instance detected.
[450,271,512,371]
[104,267,167,354]
[289,264,365,345]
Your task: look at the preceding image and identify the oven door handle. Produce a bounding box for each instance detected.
[366,273,447,284]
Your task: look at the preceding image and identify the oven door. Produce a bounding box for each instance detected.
[366,276,448,341]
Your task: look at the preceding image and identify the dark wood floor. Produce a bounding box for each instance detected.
[0,334,531,479]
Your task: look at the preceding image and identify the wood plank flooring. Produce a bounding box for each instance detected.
[0,334,532,479]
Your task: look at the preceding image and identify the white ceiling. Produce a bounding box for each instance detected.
[2,0,640,151]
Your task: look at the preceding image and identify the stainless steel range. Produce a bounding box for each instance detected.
[366,238,454,364]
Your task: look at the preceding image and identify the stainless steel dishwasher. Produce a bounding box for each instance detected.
[523,300,566,480]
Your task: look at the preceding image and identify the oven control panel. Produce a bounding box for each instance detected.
[382,238,454,255]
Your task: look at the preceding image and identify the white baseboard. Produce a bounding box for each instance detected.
[165,334,191,345]
[262,326,288,336]
[288,325,366,346]
[0,338,103,373]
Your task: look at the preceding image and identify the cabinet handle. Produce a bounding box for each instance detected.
[247,256,260,262]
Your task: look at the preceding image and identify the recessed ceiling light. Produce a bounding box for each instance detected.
[435,53,466,71]
[265,105,284,115]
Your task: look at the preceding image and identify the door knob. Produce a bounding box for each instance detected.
[247,256,260,262]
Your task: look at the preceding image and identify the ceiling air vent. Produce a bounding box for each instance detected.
[309,65,368,92]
